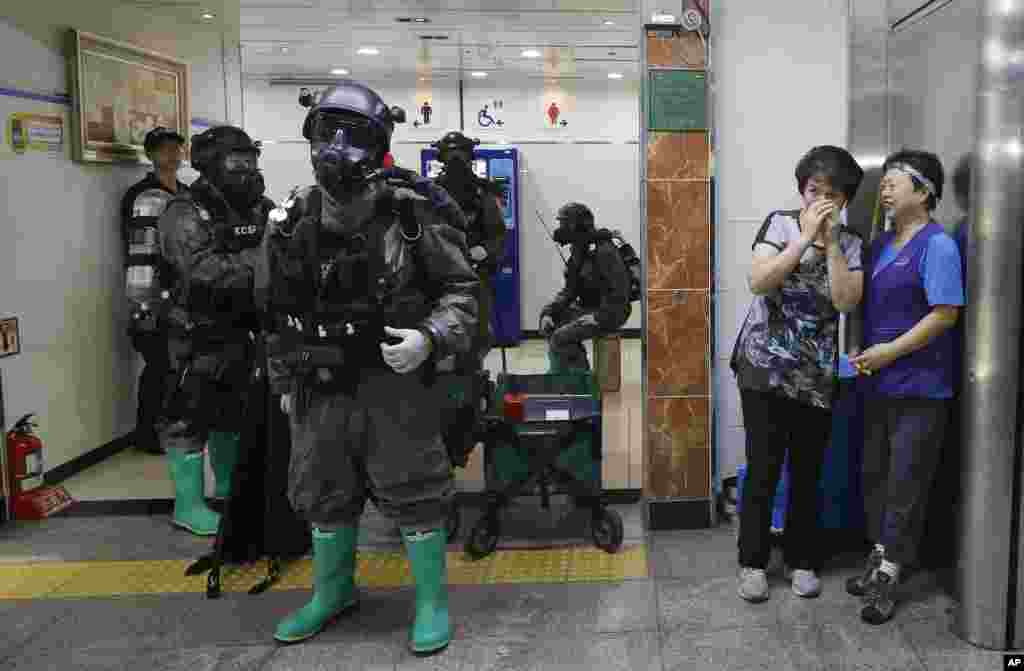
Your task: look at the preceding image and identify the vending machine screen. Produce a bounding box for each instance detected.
[492,176,510,209]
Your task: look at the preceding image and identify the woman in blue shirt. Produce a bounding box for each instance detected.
[849,150,964,624]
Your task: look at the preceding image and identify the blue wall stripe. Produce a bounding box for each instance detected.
[0,86,69,105]
[0,85,223,129]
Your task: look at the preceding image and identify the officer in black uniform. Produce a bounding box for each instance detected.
[431,131,506,362]
[121,127,189,454]
[156,126,274,536]
[539,202,632,373]
[265,81,478,653]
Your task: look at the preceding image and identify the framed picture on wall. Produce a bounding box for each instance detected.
[0,317,20,359]
[67,29,190,164]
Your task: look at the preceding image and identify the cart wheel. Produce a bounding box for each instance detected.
[446,504,461,542]
[466,516,500,559]
[592,508,624,553]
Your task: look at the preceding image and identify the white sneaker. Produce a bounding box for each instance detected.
[739,567,770,602]
[791,569,821,598]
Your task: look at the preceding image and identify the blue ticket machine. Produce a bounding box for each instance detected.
[421,146,521,345]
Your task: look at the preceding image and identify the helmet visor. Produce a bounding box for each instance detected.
[312,111,380,151]
[223,150,259,171]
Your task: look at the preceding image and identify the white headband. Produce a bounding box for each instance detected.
[886,162,939,198]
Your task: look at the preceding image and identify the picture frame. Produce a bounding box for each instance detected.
[67,29,191,164]
[0,317,20,359]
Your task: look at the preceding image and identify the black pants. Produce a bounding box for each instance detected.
[131,331,170,448]
[738,388,832,570]
[862,397,950,567]
[158,336,252,454]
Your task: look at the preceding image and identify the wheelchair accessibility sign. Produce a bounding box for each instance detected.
[477,103,504,128]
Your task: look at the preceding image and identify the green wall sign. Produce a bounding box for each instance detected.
[648,70,707,132]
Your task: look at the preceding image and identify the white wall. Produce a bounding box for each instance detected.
[0,11,241,471]
[712,0,849,479]
[242,76,642,332]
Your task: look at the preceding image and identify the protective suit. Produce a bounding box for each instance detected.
[265,80,479,653]
[539,202,632,373]
[431,131,506,361]
[156,125,273,536]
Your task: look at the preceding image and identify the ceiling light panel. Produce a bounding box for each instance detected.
[239,1,641,79]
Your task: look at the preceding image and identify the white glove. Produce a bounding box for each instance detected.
[540,315,555,336]
[469,245,488,262]
[280,393,293,414]
[381,326,433,374]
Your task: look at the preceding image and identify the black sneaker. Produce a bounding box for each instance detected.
[860,571,896,624]
[846,547,883,596]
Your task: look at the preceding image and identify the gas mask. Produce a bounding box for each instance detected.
[443,149,473,175]
[552,219,578,246]
[312,113,381,202]
[217,151,265,208]
[440,150,477,203]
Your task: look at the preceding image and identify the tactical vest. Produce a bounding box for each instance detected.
[437,172,504,275]
[176,182,272,326]
[125,187,176,331]
[270,184,432,375]
[188,181,270,255]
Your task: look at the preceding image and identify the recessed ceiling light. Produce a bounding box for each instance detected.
[357,47,379,55]
[521,49,541,58]
[603,20,615,25]
[201,11,215,20]
[280,46,289,53]
[413,17,430,23]
[470,71,488,78]
[331,68,349,75]
[608,72,624,79]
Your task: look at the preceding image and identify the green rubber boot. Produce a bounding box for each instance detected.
[167,449,220,536]
[207,431,240,499]
[401,528,450,654]
[274,526,359,644]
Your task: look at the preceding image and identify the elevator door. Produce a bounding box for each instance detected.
[887,0,979,233]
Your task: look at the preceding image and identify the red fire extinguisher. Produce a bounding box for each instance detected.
[5,414,73,520]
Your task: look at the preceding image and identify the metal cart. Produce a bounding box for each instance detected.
[463,372,624,559]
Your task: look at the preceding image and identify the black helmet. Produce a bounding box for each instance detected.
[431,131,479,163]
[143,126,185,154]
[190,125,261,175]
[302,80,405,154]
[556,202,594,229]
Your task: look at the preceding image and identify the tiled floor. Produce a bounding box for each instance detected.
[62,339,644,502]
[0,507,1011,671]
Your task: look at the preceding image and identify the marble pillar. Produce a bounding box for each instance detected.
[642,24,714,529]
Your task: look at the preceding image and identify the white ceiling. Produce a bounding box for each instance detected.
[240,0,643,82]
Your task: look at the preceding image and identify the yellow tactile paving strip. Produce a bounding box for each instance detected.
[0,545,648,600]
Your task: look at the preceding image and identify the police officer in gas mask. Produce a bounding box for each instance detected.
[431,131,506,363]
[539,202,632,373]
[264,81,478,653]
[155,126,274,536]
